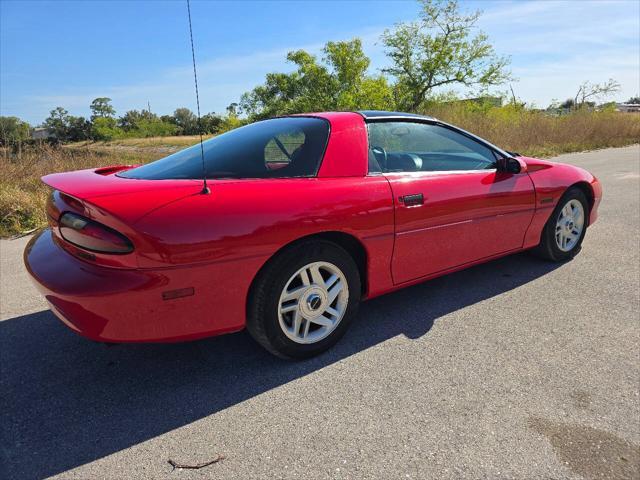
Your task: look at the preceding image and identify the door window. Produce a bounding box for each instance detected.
[368,122,497,173]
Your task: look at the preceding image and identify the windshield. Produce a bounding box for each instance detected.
[119,116,330,180]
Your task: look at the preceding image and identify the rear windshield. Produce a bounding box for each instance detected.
[119,116,329,180]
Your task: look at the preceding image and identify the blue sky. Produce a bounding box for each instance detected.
[1,0,639,125]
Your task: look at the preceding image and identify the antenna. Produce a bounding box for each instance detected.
[186,0,210,194]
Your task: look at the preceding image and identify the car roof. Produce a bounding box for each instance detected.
[357,110,436,121]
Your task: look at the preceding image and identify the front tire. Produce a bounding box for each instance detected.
[535,187,589,262]
[247,240,361,359]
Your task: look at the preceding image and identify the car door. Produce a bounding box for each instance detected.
[367,120,535,285]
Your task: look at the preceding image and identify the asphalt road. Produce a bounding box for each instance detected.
[1,145,639,480]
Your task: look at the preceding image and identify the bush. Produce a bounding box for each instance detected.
[91,117,122,141]
[129,119,178,138]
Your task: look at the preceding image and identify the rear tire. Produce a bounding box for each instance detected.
[247,240,361,359]
[534,187,589,262]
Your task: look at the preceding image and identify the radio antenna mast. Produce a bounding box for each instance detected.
[186,0,210,194]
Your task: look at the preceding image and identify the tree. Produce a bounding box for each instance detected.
[559,98,575,110]
[172,108,199,135]
[200,112,223,134]
[240,39,394,119]
[381,0,511,111]
[573,79,620,108]
[118,109,155,131]
[626,96,640,104]
[90,97,116,121]
[44,107,71,140]
[42,108,91,142]
[0,116,31,146]
[91,117,121,141]
[66,116,92,141]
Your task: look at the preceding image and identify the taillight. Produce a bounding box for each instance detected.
[59,212,134,254]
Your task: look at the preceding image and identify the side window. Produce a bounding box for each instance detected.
[367,122,497,173]
[119,117,329,180]
[264,129,306,171]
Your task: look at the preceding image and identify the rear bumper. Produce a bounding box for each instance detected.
[23,229,248,342]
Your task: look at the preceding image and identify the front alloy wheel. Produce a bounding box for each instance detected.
[535,187,589,261]
[555,199,585,252]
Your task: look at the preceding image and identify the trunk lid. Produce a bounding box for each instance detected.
[42,166,203,225]
[42,166,204,268]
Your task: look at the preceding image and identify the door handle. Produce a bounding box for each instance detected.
[399,193,424,206]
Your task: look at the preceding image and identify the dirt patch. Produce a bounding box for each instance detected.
[528,417,640,479]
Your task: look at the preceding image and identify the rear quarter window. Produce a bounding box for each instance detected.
[119,117,329,180]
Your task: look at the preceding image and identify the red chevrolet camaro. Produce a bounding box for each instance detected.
[24,111,602,358]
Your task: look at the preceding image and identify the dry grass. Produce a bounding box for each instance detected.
[426,105,640,158]
[1,109,638,237]
[0,146,163,237]
[69,134,214,149]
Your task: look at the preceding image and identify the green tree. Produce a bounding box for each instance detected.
[118,109,155,131]
[172,108,199,135]
[44,107,72,140]
[66,116,92,141]
[90,97,116,121]
[240,39,394,119]
[92,117,121,141]
[132,118,178,137]
[200,112,223,134]
[381,0,511,111]
[0,116,31,145]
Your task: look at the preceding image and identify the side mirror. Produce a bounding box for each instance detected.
[497,156,521,174]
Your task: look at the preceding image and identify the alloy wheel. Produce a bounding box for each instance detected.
[555,199,585,252]
[278,261,349,344]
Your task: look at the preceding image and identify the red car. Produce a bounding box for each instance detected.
[24,111,602,358]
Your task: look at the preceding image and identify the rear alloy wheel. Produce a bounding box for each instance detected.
[247,241,360,359]
[535,187,589,261]
[278,261,349,344]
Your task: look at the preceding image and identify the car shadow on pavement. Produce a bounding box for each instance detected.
[1,253,560,479]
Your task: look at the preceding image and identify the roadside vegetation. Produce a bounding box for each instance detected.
[1,0,638,237]
[2,105,638,238]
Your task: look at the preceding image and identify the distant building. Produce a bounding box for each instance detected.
[616,103,640,113]
[31,127,54,140]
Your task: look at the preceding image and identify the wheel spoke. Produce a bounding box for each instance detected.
[309,314,332,327]
[280,303,298,314]
[302,318,311,338]
[281,286,305,303]
[299,269,311,286]
[309,264,324,286]
[325,306,340,319]
[291,311,302,337]
[327,280,343,305]
[324,273,339,290]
